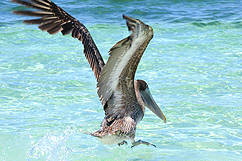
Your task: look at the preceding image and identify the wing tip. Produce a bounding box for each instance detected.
[122,14,139,32]
[122,14,137,22]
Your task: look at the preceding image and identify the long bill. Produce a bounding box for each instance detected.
[140,87,166,123]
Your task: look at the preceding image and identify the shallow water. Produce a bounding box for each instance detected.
[1,0,242,160]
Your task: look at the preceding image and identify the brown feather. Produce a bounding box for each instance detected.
[12,0,105,79]
[11,0,50,10]
[38,20,62,31]
[12,10,53,17]
[23,18,43,24]
[30,0,50,7]
[47,25,62,35]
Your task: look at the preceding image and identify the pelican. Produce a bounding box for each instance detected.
[12,0,166,147]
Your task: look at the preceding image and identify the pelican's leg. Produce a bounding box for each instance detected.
[131,140,156,148]
[118,140,128,146]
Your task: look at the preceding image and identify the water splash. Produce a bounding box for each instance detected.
[27,129,74,160]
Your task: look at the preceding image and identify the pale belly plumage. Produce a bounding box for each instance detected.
[96,132,131,145]
[91,116,137,145]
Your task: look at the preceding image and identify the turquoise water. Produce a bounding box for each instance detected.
[1,0,242,160]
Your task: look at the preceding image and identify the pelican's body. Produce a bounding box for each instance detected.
[92,16,155,145]
[12,0,166,147]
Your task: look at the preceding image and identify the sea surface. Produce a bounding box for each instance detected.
[1,0,242,160]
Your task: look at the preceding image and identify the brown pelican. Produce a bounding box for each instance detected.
[12,0,166,147]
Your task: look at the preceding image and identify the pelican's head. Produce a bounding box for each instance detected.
[136,80,166,123]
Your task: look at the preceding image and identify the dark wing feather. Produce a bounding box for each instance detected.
[12,0,105,79]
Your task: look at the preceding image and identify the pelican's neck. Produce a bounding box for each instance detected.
[134,80,145,115]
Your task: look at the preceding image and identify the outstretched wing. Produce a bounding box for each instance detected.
[12,0,105,79]
[97,15,153,120]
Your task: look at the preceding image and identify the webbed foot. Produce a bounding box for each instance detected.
[118,140,128,146]
[131,140,156,148]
